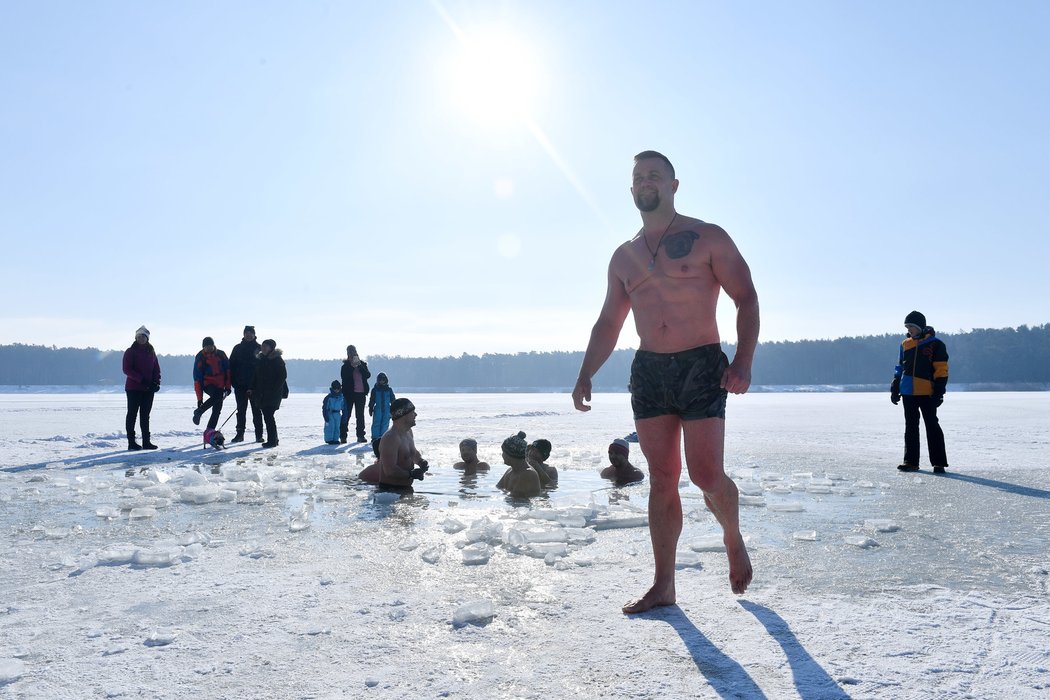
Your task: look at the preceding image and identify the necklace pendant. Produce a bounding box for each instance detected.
[648,257,656,271]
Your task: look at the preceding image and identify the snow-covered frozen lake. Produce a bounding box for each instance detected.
[1,392,1048,698]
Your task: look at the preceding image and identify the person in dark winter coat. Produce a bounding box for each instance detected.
[192,336,232,430]
[251,339,287,448]
[322,380,346,445]
[340,344,371,443]
[122,325,161,451]
[229,325,263,443]
[368,372,395,447]
[891,310,950,473]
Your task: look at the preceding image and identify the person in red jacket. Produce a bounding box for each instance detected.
[192,336,231,431]
[122,325,161,450]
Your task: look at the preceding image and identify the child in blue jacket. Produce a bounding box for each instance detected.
[322,381,346,445]
[368,372,396,450]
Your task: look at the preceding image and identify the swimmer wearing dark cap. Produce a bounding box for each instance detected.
[376,398,429,491]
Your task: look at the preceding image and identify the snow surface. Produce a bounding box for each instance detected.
[1,391,1048,699]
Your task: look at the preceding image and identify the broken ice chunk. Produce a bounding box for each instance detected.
[461,542,493,565]
[452,600,494,628]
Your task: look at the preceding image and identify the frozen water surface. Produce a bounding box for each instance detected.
[0,391,1048,698]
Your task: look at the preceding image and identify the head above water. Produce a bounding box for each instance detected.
[609,439,630,458]
[502,431,528,459]
[528,439,552,461]
[391,398,415,421]
[459,438,478,459]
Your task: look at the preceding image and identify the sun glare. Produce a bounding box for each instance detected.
[444,27,544,127]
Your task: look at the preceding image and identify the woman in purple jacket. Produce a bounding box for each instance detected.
[122,326,161,450]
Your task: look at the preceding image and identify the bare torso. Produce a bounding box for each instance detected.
[379,427,416,486]
[613,216,726,352]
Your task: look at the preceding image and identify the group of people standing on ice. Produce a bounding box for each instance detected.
[320,345,395,449]
[121,327,397,452]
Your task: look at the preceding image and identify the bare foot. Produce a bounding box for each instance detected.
[726,533,752,595]
[622,584,676,614]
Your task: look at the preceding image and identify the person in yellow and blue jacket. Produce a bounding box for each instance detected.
[890,311,949,473]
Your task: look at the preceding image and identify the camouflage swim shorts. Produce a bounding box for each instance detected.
[629,344,728,421]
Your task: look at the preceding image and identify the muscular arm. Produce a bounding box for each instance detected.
[527,458,553,487]
[573,255,632,411]
[711,232,759,394]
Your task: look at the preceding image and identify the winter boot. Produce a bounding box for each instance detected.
[142,434,158,450]
[192,408,203,426]
[128,433,142,451]
[932,465,947,474]
[231,431,245,443]
[897,463,919,472]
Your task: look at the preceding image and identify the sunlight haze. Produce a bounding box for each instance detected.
[1,1,1047,359]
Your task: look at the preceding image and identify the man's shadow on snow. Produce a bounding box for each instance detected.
[635,605,767,699]
[938,472,1050,500]
[738,600,851,699]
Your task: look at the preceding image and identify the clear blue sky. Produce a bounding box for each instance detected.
[2,1,1047,359]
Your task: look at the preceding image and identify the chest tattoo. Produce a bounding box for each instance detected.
[664,230,700,259]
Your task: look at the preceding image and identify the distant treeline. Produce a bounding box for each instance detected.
[1,324,1048,391]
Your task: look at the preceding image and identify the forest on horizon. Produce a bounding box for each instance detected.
[1,324,1048,392]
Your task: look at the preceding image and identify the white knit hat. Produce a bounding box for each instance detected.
[135,325,150,339]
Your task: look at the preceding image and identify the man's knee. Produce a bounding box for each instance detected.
[688,461,727,493]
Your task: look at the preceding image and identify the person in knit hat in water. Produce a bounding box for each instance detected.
[376,398,429,492]
[601,438,645,484]
[496,431,543,498]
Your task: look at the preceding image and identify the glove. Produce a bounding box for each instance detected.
[368,407,374,416]
[891,392,900,405]
[409,467,428,481]
[150,382,161,393]
[223,388,232,398]
[197,400,204,409]
[934,393,944,407]
[890,378,900,405]
[417,459,428,469]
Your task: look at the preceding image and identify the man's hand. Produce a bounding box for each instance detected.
[572,376,592,412]
[934,393,944,407]
[410,466,428,480]
[368,406,373,416]
[891,392,900,405]
[223,388,232,398]
[196,400,203,409]
[720,360,752,395]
